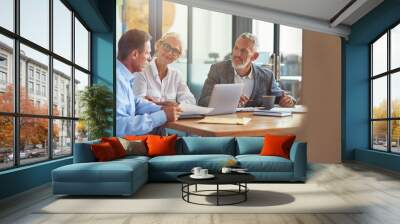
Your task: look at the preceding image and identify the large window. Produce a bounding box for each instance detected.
[191,8,232,98]
[370,23,400,153]
[253,21,303,102]
[0,0,91,171]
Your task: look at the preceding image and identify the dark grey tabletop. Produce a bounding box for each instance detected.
[177,172,255,185]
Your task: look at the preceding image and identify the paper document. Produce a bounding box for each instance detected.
[180,103,214,115]
[198,117,252,125]
[254,105,307,113]
[253,111,292,117]
[236,107,264,112]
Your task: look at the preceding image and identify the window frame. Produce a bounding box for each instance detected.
[369,20,400,154]
[0,0,92,171]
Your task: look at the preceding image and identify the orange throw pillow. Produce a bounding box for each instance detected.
[101,137,126,158]
[260,133,296,159]
[91,142,117,161]
[146,135,177,157]
[124,135,150,142]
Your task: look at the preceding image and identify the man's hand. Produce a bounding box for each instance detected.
[157,101,178,107]
[238,95,249,107]
[144,96,159,103]
[279,92,295,107]
[162,105,182,122]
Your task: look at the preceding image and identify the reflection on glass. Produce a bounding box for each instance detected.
[0,35,14,113]
[280,25,302,101]
[20,44,49,115]
[75,18,89,70]
[372,34,387,76]
[252,20,273,67]
[53,0,72,60]
[53,59,72,117]
[20,117,49,165]
[372,121,388,151]
[121,0,149,35]
[162,2,188,82]
[372,77,387,119]
[75,120,88,143]
[20,0,49,49]
[191,8,232,98]
[74,69,89,118]
[391,24,400,70]
[391,72,400,118]
[0,116,13,170]
[53,119,72,158]
[116,0,123,42]
[0,0,14,31]
[391,120,400,153]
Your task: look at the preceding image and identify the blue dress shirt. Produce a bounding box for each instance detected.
[116,60,167,136]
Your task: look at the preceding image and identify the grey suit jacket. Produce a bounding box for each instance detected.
[198,60,284,107]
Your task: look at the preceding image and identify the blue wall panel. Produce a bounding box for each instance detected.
[343,44,369,160]
[344,0,400,170]
[92,33,114,87]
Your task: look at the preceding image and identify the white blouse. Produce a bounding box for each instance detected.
[132,58,196,104]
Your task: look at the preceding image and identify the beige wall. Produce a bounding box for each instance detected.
[298,30,342,163]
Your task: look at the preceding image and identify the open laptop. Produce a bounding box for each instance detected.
[179,84,243,119]
[206,83,243,115]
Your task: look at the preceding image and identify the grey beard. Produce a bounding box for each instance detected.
[232,61,246,70]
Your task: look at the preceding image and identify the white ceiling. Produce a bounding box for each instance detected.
[224,0,353,24]
[171,0,384,37]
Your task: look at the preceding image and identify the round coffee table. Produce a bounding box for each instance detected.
[177,173,255,206]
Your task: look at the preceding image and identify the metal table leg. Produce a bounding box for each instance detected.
[217,184,219,206]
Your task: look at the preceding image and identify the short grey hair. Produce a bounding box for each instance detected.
[237,32,258,51]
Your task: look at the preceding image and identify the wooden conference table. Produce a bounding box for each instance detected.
[165,112,305,137]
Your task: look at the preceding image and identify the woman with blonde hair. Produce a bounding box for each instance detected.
[133,32,196,104]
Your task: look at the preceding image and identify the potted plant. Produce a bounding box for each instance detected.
[79,84,113,140]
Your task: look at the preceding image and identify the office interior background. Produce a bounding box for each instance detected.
[0,0,400,201]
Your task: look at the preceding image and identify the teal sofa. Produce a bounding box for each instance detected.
[52,137,307,196]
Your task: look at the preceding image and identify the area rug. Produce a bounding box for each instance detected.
[37,183,362,214]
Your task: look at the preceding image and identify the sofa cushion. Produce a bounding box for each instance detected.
[147,135,177,157]
[115,155,150,163]
[118,138,147,156]
[52,159,147,183]
[236,155,293,172]
[148,154,235,172]
[179,137,235,155]
[236,137,263,155]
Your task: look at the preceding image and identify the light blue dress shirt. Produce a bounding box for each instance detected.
[116,60,167,136]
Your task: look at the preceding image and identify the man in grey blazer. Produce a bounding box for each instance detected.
[198,33,296,107]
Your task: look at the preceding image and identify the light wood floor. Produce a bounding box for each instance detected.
[1,162,400,224]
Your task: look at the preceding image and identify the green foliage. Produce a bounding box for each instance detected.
[79,84,114,140]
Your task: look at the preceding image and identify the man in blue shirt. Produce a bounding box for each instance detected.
[116,29,181,136]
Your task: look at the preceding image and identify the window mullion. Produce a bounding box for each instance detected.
[273,24,280,81]
[49,0,54,160]
[71,11,76,154]
[187,6,192,94]
[14,0,21,166]
[388,30,391,152]
[370,45,373,149]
